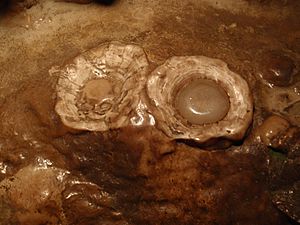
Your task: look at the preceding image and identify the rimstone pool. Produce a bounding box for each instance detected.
[0,0,299,224]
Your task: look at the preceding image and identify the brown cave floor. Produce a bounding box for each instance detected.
[0,0,300,224]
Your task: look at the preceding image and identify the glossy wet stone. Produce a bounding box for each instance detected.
[255,115,290,148]
[260,52,296,87]
[272,181,300,223]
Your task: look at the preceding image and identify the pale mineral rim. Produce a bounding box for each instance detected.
[146,56,253,144]
[54,41,149,131]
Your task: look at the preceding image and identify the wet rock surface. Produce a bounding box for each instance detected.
[63,0,116,4]
[255,115,291,151]
[259,82,300,126]
[272,181,300,224]
[259,51,296,87]
[256,115,300,224]
[63,0,92,4]
[0,0,300,224]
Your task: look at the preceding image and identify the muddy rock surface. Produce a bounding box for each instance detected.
[0,0,300,224]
